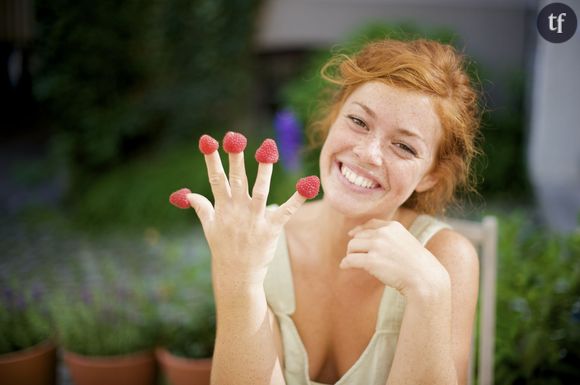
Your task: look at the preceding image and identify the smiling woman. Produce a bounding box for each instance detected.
[312,40,482,215]
[183,38,483,385]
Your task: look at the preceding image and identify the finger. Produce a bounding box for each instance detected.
[346,238,372,254]
[269,191,306,227]
[187,193,215,228]
[339,253,375,270]
[348,219,389,236]
[251,163,273,214]
[204,151,231,202]
[228,152,249,201]
[350,229,375,239]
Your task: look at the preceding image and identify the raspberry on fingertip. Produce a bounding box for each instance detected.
[223,131,247,153]
[199,134,219,155]
[255,138,279,163]
[169,188,192,209]
[296,176,320,199]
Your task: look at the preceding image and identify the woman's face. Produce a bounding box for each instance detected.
[319,81,442,219]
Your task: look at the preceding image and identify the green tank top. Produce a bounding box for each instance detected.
[263,213,451,385]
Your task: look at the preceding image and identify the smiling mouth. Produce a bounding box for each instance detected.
[338,162,382,190]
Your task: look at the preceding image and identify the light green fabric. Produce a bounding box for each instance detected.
[263,212,451,385]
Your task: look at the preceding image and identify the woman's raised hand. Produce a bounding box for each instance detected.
[341,219,450,297]
[172,132,319,288]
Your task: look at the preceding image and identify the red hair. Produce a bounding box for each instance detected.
[309,39,483,214]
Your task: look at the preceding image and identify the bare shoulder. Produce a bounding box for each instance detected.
[425,228,479,283]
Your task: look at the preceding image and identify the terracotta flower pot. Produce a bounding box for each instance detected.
[63,349,157,385]
[156,347,212,385]
[0,339,57,385]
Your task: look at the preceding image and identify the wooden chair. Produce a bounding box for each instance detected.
[446,216,498,385]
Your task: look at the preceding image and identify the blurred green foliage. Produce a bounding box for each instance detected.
[475,70,530,201]
[494,215,580,384]
[34,0,262,191]
[151,229,215,359]
[281,22,530,203]
[3,204,579,381]
[0,284,52,354]
[47,251,160,356]
[69,134,301,233]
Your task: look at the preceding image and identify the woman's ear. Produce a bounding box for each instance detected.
[415,171,439,193]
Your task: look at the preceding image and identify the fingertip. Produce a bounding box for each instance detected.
[255,138,279,163]
[169,188,192,209]
[199,134,219,155]
[223,131,247,154]
[296,175,320,199]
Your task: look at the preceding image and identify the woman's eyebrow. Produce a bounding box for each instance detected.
[353,101,426,144]
[353,101,376,119]
[396,127,426,144]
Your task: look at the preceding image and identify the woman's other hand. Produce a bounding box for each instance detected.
[341,218,450,297]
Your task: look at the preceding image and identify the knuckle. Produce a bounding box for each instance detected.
[252,189,268,202]
[209,174,224,186]
[377,227,390,236]
[370,219,383,227]
[370,239,382,249]
[229,175,245,188]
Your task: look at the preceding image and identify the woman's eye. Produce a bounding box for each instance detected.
[348,115,368,130]
[395,143,417,156]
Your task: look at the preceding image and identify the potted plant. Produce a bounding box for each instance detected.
[50,280,159,385]
[0,283,57,385]
[153,242,215,385]
[156,295,215,385]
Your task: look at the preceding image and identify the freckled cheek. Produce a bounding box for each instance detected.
[387,163,425,194]
[320,129,354,161]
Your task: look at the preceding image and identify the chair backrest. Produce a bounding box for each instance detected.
[446,216,498,385]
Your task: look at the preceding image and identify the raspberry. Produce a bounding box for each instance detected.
[169,188,192,209]
[255,139,279,163]
[223,131,247,153]
[296,176,320,199]
[199,134,219,155]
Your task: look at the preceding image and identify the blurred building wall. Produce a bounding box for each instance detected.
[528,0,580,232]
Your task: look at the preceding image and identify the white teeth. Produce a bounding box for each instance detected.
[341,165,378,189]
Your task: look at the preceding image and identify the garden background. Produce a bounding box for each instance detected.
[1,0,579,384]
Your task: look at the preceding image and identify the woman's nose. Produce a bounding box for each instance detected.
[353,136,383,166]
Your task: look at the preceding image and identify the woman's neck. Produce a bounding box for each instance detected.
[312,199,407,266]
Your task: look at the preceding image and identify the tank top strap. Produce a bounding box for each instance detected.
[264,205,296,315]
[375,214,452,332]
[408,214,452,246]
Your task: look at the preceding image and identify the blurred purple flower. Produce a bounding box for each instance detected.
[80,288,92,305]
[116,285,132,301]
[14,294,26,310]
[31,282,45,302]
[2,287,15,304]
[274,109,303,172]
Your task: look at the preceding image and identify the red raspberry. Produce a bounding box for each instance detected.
[296,176,320,199]
[199,134,219,155]
[255,139,279,163]
[169,188,192,209]
[223,131,247,153]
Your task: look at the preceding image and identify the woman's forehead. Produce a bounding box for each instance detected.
[343,81,442,143]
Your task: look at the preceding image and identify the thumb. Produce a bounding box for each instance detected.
[339,253,375,272]
[186,193,214,225]
[269,191,306,227]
